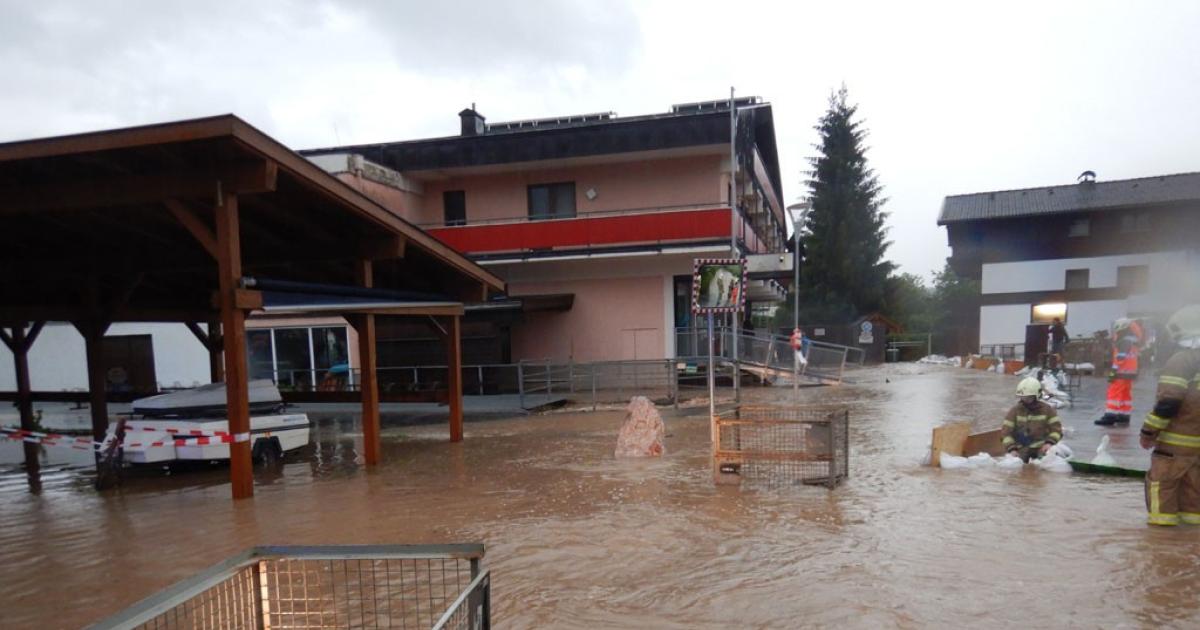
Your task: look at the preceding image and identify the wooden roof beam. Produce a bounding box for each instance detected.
[165,199,218,258]
[360,235,407,260]
[1,160,277,214]
[0,305,213,325]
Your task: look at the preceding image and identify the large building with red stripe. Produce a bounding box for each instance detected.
[303,98,789,363]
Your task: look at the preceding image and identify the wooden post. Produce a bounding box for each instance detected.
[445,315,464,442]
[352,260,381,465]
[77,321,112,444]
[215,192,253,500]
[3,323,45,475]
[207,317,224,383]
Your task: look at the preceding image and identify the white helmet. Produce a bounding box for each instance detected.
[1015,377,1041,397]
[1167,305,1200,348]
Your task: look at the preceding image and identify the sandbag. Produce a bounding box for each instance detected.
[939,452,970,469]
[997,453,1025,469]
[1091,435,1118,467]
[966,452,995,468]
[1034,455,1073,473]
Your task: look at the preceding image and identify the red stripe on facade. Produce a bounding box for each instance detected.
[427,208,733,254]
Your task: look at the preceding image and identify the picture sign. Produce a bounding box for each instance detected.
[691,258,747,314]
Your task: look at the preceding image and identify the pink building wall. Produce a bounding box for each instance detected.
[413,154,725,226]
[510,276,665,362]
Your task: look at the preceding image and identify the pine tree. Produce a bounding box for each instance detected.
[798,87,894,322]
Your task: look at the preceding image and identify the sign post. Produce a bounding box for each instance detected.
[691,258,747,470]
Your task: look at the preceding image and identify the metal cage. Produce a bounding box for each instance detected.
[87,545,490,630]
[713,405,849,488]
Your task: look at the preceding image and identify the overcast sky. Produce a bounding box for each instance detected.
[3,0,1198,280]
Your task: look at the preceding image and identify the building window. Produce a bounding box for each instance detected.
[1120,213,1151,233]
[443,190,466,226]
[1065,268,1089,290]
[1032,303,1067,324]
[1117,265,1149,295]
[1068,218,1090,237]
[528,182,576,220]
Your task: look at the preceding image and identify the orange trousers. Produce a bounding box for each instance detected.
[1105,378,1133,415]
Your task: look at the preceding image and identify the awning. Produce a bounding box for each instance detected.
[250,277,464,317]
[464,293,574,314]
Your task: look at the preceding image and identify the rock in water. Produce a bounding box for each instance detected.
[615,396,665,457]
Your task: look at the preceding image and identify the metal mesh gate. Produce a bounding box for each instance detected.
[713,406,849,487]
[88,545,490,630]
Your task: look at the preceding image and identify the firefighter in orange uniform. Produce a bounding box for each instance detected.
[1139,305,1200,526]
[1096,318,1145,426]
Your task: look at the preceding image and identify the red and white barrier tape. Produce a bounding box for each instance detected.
[2,426,252,450]
[1,427,97,448]
[122,425,232,437]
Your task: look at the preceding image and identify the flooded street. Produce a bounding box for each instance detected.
[4,364,1200,629]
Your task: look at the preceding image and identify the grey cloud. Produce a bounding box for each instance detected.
[349,0,642,74]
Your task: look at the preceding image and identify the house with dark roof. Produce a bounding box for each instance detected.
[939,171,1200,360]
[301,99,789,363]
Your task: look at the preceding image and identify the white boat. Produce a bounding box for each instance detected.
[105,382,310,464]
[133,379,285,418]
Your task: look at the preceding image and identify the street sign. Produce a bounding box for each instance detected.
[691,258,747,314]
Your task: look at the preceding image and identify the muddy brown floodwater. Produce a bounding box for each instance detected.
[3,364,1200,629]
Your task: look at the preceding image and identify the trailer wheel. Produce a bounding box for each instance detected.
[252,437,284,465]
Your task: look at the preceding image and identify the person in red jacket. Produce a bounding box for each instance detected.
[790,327,809,372]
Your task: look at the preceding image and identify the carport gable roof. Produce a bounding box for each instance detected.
[938,171,1200,225]
[0,115,504,322]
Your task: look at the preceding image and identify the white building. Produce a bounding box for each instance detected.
[939,171,1200,359]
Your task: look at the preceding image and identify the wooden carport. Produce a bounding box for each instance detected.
[0,115,504,499]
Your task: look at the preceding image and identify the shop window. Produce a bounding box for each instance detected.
[246,330,275,381]
[1117,265,1149,294]
[443,190,466,226]
[274,328,313,390]
[245,326,351,391]
[1065,268,1089,290]
[528,182,576,220]
[312,326,350,388]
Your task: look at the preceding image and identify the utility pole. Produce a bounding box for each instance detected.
[789,201,810,400]
[729,86,740,403]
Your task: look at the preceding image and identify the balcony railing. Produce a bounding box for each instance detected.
[426,203,734,255]
[418,201,726,228]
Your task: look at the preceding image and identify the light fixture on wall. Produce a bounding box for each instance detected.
[584,187,598,200]
[1031,303,1067,324]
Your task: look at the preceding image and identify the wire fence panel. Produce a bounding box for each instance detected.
[258,557,474,629]
[91,546,488,630]
[714,406,849,488]
[431,570,491,630]
[129,564,262,630]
